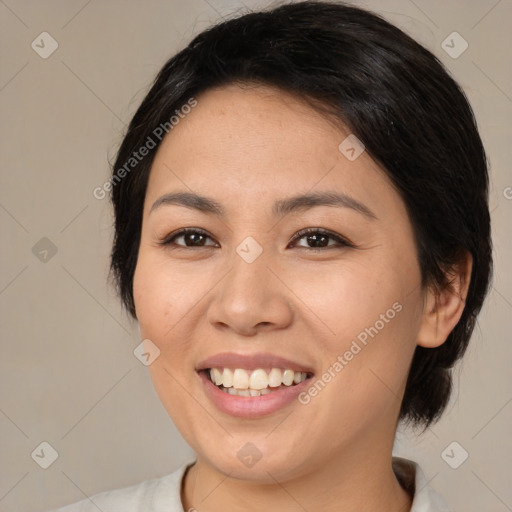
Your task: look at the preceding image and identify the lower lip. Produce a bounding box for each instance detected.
[198,371,312,418]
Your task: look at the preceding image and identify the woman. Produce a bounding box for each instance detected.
[52,1,492,510]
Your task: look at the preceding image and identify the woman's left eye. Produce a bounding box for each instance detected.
[158,227,354,250]
[289,228,355,250]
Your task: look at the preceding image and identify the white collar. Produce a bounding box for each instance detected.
[393,456,451,511]
[68,457,450,511]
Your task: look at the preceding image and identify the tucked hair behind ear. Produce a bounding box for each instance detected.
[109,0,492,427]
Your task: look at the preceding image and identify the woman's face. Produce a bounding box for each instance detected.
[133,83,426,481]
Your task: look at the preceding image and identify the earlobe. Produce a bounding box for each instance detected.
[417,252,473,349]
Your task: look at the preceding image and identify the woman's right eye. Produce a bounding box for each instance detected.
[159,228,218,248]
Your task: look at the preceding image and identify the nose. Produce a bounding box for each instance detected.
[206,249,294,337]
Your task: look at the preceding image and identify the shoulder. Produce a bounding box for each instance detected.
[393,456,451,512]
[47,462,194,512]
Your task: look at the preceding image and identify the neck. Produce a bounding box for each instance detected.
[182,437,412,512]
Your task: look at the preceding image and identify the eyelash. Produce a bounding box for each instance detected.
[157,227,356,251]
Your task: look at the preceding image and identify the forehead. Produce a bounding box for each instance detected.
[166,84,342,172]
[144,83,405,223]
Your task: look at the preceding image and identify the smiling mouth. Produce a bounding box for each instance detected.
[203,367,313,397]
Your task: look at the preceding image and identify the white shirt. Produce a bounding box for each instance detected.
[50,457,450,512]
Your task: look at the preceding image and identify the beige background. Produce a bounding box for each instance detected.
[0,0,511,510]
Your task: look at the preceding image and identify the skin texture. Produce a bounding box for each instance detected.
[133,83,471,511]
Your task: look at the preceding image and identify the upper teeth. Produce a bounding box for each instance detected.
[208,368,308,389]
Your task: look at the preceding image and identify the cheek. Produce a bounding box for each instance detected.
[133,261,190,401]
[133,252,205,437]
[133,259,167,340]
[286,250,417,342]
[133,249,204,345]
[295,246,422,409]
[299,298,420,444]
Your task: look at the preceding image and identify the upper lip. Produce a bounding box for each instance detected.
[196,352,314,374]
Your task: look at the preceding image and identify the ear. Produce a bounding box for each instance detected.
[417,252,473,348]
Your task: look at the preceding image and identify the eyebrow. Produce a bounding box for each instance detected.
[150,191,377,220]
